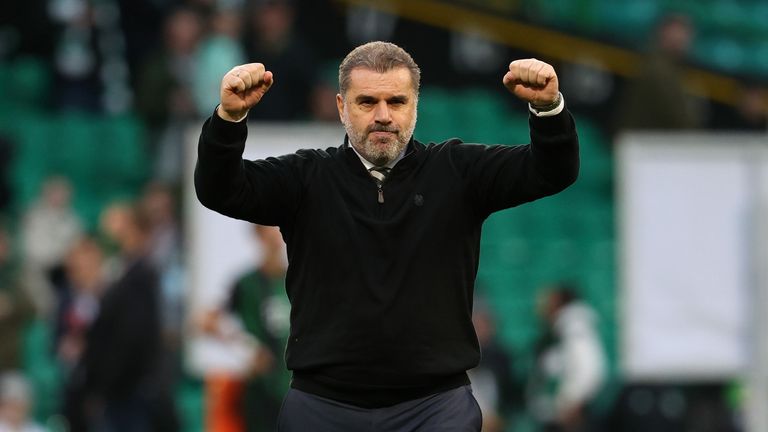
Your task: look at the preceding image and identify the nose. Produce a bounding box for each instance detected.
[374,100,391,124]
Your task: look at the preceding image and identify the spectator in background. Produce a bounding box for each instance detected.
[47,0,132,113]
[116,0,172,83]
[135,6,202,131]
[529,284,606,432]
[54,236,106,432]
[616,14,704,132]
[226,224,290,432]
[72,203,177,432]
[140,182,181,272]
[48,0,103,111]
[21,176,83,317]
[242,0,320,120]
[135,7,203,182]
[0,372,45,432]
[469,299,522,432]
[193,6,246,117]
[198,224,290,432]
[0,223,34,373]
[53,236,105,373]
[139,182,185,388]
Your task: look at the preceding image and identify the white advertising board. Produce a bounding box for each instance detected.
[618,133,767,380]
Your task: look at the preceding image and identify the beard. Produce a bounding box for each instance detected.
[343,110,417,167]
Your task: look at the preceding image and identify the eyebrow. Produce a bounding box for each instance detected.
[354,95,410,104]
[355,95,376,104]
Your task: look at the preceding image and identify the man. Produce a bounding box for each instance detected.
[201,225,290,432]
[616,14,702,131]
[73,203,177,432]
[227,225,291,432]
[195,41,579,431]
[529,285,606,432]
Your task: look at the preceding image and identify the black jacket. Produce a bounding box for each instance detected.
[80,255,161,400]
[195,108,579,407]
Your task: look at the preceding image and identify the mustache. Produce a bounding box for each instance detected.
[368,124,399,134]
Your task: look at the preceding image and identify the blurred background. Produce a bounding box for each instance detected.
[0,0,767,431]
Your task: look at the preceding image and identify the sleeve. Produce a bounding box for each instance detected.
[194,109,306,226]
[457,109,579,217]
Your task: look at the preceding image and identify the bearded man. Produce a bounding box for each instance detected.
[195,41,579,431]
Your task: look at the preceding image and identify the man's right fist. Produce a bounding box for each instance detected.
[218,63,274,122]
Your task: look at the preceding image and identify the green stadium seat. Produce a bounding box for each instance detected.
[22,319,62,424]
[415,87,459,143]
[97,116,149,183]
[50,112,101,182]
[749,41,768,76]
[7,58,50,110]
[10,117,53,207]
[9,112,150,228]
[456,89,527,144]
[593,0,658,44]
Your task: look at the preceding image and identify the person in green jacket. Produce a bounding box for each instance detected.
[227,224,290,432]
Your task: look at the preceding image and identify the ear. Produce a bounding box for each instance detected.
[336,93,345,123]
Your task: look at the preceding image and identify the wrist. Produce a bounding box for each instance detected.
[216,105,248,123]
[531,92,562,111]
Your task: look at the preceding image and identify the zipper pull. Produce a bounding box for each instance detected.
[378,186,384,204]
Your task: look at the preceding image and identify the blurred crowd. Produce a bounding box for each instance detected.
[2,0,341,187]
[1,3,332,427]
[3,0,336,118]
[0,176,184,431]
[0,0,765,431]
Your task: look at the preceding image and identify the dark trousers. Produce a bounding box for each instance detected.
[92,396,152,432]
[278,385,482,432]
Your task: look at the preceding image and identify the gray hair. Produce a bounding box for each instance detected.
[338,41,421,96]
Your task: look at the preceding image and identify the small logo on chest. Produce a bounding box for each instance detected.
[414,194,424,206]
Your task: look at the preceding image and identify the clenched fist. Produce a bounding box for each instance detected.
[218,63,274,122]
[503,59,559,108]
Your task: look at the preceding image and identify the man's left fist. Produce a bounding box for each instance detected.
[503,59,559,107]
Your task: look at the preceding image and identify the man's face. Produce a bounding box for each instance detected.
[337,67,417,166]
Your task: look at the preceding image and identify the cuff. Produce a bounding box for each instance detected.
[529,92,565,117]
[528,105,573,136]
[208,105,248,144]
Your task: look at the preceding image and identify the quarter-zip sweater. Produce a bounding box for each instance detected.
[195,108,579,408]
